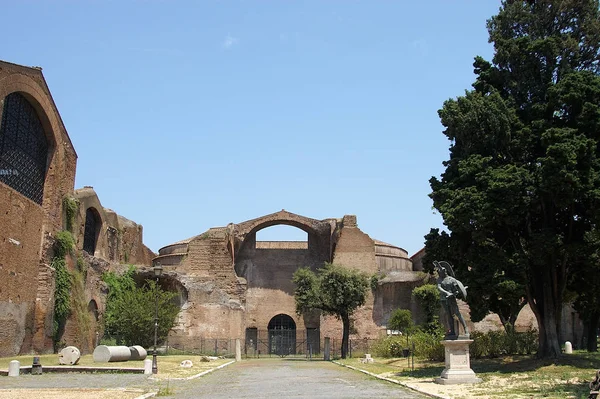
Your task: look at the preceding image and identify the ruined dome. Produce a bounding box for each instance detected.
[373,239,413,273]
[154,236,195,266]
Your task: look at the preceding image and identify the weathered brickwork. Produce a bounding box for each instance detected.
[0,61,77,356]
[157,210,427,351]
[0,60,155,356]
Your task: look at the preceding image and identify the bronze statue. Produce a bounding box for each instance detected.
[434,261,469,339]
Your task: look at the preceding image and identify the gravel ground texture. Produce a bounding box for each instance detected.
[0,359,430,399]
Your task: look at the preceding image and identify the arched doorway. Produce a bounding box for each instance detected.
[268,314,296,356]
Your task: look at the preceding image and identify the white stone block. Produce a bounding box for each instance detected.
[8,360,19,377]
[565,341,573,354]
[144,359,153,374]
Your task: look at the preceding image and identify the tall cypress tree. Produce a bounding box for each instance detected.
[428,0,600,358]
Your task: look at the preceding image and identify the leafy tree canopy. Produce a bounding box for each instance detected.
[388,309,416,335]
[428,0,600,358]
[103,268,179,348]
[293,263,369,359]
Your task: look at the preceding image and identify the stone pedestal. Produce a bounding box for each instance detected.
[324,337,331,361]
[435,339,481,385]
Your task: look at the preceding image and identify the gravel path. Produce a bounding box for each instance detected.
[0,359,429,399]
[164,359,429,398]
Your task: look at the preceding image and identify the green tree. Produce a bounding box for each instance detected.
[293,263,369,359]
[429,0,600,358]
[388,309,415,335]
[412,284,441,332]
[424,229,526,333]
[103,270,179,347]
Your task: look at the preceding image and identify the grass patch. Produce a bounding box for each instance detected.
[338,350,600,399]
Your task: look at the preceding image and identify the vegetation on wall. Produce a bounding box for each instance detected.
[62,197,79,232]
[71,267,91,343]
[52,230,93,350]
[293,263,369,359]
[52,230,74,349]
[102,267,179,347]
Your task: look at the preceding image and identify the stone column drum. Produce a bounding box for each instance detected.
[435,339,481,385]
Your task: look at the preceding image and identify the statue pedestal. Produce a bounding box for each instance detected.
[435,339,481,385]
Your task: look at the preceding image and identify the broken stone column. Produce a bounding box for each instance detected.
[324,337,331,361]
[129,345,147,360]
[8,360,19,377]
[58,346,81,365]
[93,345,131,362]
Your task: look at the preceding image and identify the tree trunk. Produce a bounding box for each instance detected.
[341,313,350,359]
[586,314,599,352]
[528,268,563,359]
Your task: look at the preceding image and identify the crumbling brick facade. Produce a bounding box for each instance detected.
[155,210,426,353]
[0,61,154,356]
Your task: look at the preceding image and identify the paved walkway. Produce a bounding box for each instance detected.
[171,359,429,398]
[1,359,429,398]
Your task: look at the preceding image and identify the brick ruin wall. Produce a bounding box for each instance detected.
[0,62,77,356]
[159,212,427,351]
[0,62,155,356]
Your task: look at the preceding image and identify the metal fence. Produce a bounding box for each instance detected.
[165,336,381,359]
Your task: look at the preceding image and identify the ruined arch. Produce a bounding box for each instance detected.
[83,207,101,255]
[233,210,333,290]
[0,92,50,204]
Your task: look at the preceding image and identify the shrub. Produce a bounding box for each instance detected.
[517,328,538,355]
[412,328,445,361]
[371,336,402,358]
[470,329,539,358]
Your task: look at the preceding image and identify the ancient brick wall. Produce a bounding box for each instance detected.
[236,231,327,333]
[165,228,246,346]
[72,187,155,266]
[0,61,77,356]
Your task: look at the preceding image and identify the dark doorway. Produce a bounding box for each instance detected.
[268,314,296,356]
[83,207,100,255]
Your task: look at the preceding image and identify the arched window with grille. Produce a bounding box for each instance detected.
[0,92,49,204]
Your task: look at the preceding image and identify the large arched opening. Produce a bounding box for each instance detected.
[268,314,296,356]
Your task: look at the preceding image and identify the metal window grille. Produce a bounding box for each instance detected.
[268,314,297,356]
[0,93,48,204]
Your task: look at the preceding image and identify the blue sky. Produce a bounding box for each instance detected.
[2,1,500,255]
